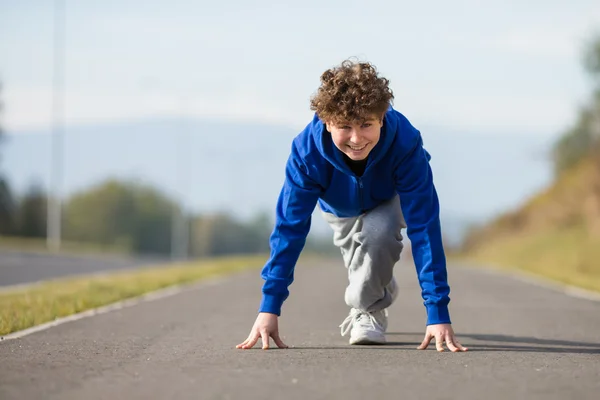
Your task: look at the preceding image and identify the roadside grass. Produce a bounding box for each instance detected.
[0,254,269,337]
[0,235,131,257]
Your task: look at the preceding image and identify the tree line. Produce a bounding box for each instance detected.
[551,34,600,175]
[0,177,335,257]
[0,87,333,257]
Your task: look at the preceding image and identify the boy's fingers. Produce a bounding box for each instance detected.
[435,334,445,352]
[237,335,252,348]
[446,335,459,352]
[238,333,258,349]
[453,338,468,352]
[261,332,270,350]
[446,333,468,352]
[272,332,288,349]
[417,333,433,350]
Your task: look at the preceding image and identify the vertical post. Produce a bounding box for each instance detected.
[180,121,190,260]
[47,0,65,252]
[171,99,190,260]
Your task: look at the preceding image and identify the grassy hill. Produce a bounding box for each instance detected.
[458,149,600,293]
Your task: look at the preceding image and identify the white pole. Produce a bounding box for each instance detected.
[47,0,65,252]
[171,98,190,260]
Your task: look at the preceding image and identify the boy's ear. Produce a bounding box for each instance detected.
[324,121,331,133]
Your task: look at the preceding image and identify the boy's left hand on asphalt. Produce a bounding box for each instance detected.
[417,323,468,352]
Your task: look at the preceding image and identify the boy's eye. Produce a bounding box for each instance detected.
[362,123,372,128]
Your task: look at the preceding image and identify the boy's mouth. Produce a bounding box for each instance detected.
[347,144,367,151]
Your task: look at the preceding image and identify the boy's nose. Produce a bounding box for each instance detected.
[350,130,361,143]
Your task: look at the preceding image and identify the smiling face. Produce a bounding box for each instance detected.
[325,114,384,161]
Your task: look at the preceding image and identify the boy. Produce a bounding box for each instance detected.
[236,60,467,352]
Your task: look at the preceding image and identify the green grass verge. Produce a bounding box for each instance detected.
[453,226,600,293]
[0,235,131,257]
[0,254,269,337]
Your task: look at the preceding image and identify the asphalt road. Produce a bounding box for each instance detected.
[1,256,599,400]
[0,250,164,287]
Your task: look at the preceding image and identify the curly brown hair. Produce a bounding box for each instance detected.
[309,59,394,125]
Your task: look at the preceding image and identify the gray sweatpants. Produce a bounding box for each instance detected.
[320,194,407,313]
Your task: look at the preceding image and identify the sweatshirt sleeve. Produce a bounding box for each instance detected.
[259,142,322,316]
[394,135,451,325]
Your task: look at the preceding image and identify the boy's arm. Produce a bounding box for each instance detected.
[394,135,451,326]
[259,143,322,316]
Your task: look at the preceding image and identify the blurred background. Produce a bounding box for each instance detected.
[0,1,599,286]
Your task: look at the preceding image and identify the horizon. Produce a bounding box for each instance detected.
[1,116,553,236]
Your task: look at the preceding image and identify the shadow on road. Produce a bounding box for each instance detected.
[277,333,600,354]
[384,332,600,354]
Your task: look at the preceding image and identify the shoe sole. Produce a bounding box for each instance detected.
[350,338,386,345]
[349,334,386,345]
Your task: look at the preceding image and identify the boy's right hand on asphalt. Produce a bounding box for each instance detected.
[236,312,289,350]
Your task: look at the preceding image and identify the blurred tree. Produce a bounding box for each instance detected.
[552,34,600,175]
[552,94,600,174]
[0,81,3,162]
[190,210,334,257]
[584,33,600,91]
[191,212,270,257]
[0,178,16,235]
[60,178,328,257]
[130,184,175,254]
[242,211,272,253]
[0,80,17,235]
[63,179,175,255]
[15,181,47,237]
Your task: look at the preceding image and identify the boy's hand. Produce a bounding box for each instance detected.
[236,312,289,350]
[417,323,468,352]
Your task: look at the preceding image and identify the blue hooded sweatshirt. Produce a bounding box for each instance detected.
[259,106,451,326]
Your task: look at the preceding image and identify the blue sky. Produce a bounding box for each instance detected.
[1,0,600,136]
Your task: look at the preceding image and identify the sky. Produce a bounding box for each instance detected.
[1,0,600,137]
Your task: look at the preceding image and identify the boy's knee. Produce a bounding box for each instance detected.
[360,220,403,248]
[359,197,405,247]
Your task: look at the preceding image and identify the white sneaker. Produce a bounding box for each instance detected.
[339,308,388,345]
[339,277,398,345]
